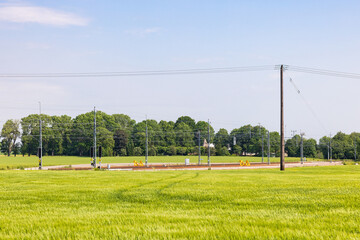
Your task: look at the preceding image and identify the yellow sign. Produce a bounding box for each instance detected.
[240,160,251,166]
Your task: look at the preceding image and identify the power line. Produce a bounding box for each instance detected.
[2,64,360,79]
[287,76,328,134]
[0,65,276,78]
[287,65,360,79]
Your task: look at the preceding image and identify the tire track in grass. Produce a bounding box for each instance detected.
[114,172,224,204]
[155,172,223,202]
[114,172,186,203]
[155,172,201,201]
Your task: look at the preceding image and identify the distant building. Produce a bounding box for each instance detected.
[203,139,215,148]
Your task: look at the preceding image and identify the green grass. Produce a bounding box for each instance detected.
[0,166,359,239]
[0,155,334,170]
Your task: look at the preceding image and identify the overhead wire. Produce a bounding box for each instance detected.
[0,65,276,78]
[3,64,360,145]
[286,73,329,134]
[287,65,360,79]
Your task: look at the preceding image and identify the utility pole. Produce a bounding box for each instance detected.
[145,116,148,166]
[208,119,211,166]
[327,141,330,162]
[198,130,201,165]
[300,133,304,164]
[39,102,42,170]
[355,137,357,161]
[261,132,264,163]
[280,65,285,171]
[330,133,332,163]
[259,125,264,163]
[258,123,264,163]
[267,131,270,165]
[93,107,96,168]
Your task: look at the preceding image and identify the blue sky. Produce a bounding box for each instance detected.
[1,0,360,139]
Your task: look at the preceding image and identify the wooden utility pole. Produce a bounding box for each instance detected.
[300,132,304,164]
[145,116,148,166]
[39,102,42,170]
[207,119,211,166]
[198,130,201,165]
[93,107,97,168]
[280,65,285,171]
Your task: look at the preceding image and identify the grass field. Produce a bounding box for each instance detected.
[0,166,359,239]
[0,155,335,170]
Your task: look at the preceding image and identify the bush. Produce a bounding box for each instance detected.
[316,151,324,159]
[177,147,187,155]
[156,146,166,156]
[232,145,242,156]
[217,146,230,156]
[149,146,157,156]
[120,149,127,156]
[167,146,177,156]
[186,147,195,155]
[202,147,216,156]
[133,147,143,156]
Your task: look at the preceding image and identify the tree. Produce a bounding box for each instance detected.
[97,127,115,156]
[70,111,116,156]
[232,145,242,155]
[230,125,253,155]
[1,139,9,156]
[132,119,162,152]
[167,146,177,155]
[175,116,196,131]
[335,132,357,159]
[21,114,42,156]
[214,129,229,149]
[285,135,300,157]
[12,143,21,157]
[269,131,280,157]
[195,121,215,145]
[45,115,72,156]
[350,132,360,161]
[174,122,193,147]
[70,113,94,156]
[133,147,143,156]
[239,125,268,156]
[319,136,330,159]
[304,138,317,158]
[149,146,157,156]
[159,121,176,146]
[112,114,135,156]
[1,120,20,156]
[113,129,128,156]
[217,146,230,156]
[112,114,136,134]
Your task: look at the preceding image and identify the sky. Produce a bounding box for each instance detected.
[0,0,360,140]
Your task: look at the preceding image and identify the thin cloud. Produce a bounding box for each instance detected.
[0,6,89,26]
[125,27,161,36]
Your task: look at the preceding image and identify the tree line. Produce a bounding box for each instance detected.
[0,111,359,160]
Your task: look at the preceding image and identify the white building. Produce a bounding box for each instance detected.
[203,139,215,148]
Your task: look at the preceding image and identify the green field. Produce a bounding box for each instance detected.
[0,155,333,170]
[0,166,359,239]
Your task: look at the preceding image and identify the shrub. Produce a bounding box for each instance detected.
[133,147,143,156]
